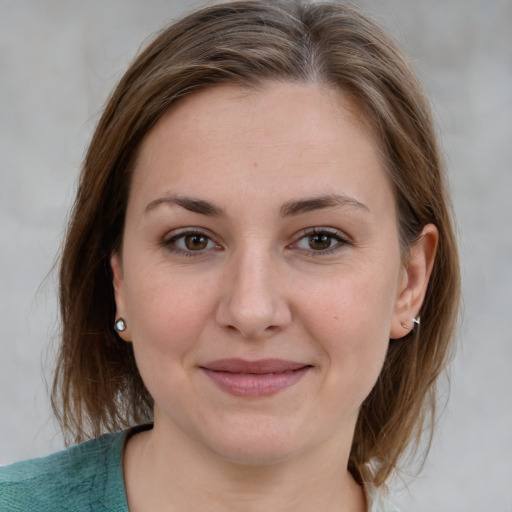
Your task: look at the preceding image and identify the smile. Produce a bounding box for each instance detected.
[200,358,312,397]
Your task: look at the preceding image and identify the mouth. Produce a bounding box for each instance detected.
[200,358,312,397]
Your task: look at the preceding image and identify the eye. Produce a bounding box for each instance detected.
[164,229,220,255]
[179,234,211,251]
[292,228,349,254]
[307,233,335,251]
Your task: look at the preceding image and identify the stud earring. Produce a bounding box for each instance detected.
[401,316,420,330]
[114,318,127,332]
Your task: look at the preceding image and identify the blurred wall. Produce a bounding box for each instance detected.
[1,1,510,511]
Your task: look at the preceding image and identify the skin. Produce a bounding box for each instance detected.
[111,82,437,512]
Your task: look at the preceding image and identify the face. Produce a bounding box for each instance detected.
[112,82,421,466]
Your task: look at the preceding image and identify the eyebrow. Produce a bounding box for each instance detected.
[145,193,369,217]
[280,194,369,217]
[145,194,227,217]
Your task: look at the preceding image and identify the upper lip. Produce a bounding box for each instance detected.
[200,358,310,374]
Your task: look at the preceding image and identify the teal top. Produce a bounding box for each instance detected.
[0,428,398,512]
[0,431,129,512]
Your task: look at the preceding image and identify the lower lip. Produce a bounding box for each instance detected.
[201,367,311,397]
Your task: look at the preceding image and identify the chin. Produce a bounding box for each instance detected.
[198,416,317,467]
[211,438,299,467]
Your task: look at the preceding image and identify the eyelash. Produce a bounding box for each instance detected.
[290,227,351,256]
[162,227,350,257]
[163,228,221,257]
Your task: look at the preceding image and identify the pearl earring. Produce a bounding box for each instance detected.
[114,318,127,332]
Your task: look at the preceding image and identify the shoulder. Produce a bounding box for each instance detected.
[0,431,129,512]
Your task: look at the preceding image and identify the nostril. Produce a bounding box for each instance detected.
[224,323,279,335]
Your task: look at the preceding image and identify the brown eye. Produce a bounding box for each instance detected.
[184,234,209,250]
[292,228,349,255]
[165,231,219,254]
[308,233,333,250]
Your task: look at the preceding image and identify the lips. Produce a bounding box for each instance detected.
[200,358,312,397]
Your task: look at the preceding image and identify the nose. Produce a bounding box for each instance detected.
[215,249,292,339]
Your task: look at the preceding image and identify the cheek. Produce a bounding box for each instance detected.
[299,263,398,338]
[124,265,216,363]
[296,265,399,393]
[122,266,221,413]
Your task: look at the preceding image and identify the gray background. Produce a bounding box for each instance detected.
[1,1,511,510]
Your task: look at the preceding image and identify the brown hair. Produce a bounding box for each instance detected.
[53,0,460,487]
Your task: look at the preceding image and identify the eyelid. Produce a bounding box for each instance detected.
[289,227,351,255]
[163,227,222,256]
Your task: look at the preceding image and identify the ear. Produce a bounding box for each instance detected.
[390,224,438,339]
[110,253,132,341]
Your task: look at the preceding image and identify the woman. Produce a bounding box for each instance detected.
[0,1,460,511]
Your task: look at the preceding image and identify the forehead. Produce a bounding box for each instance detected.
[129,82,393,215]
[139,81,372,154]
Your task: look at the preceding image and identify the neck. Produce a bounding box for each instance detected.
[123,420,366,512]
